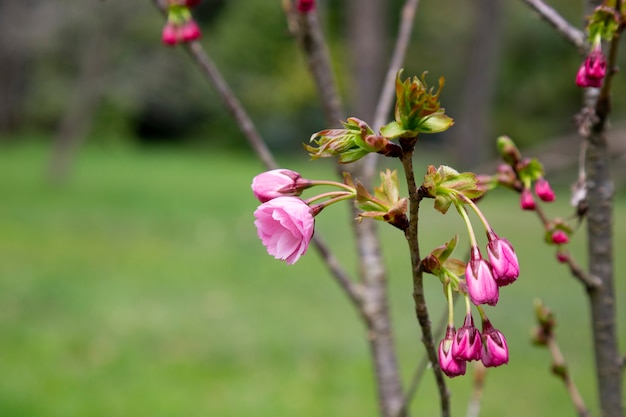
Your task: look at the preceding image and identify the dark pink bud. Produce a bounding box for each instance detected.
[534,178,555,202]
[465,247,499,306]
[556,251,569,263]
[486,231,519,286]
[481,320,509,367]
[184,0,202,6]
[251,169,311,202]
[161,23,178,46]
[452,313,482,361]
[576,46,606,88]
[520,188,536,211]
[438,325,467,377]
[551,230,569,245]
[296,0,315,13]
[180,20,201,42]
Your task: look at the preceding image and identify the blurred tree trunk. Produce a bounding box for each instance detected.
[0,1,31,138]
[346,0,387,122]
[48,32,108,182]
[453,0,503,168]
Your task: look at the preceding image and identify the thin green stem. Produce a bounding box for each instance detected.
[446,284,454,326]
[305,190,354,205]
[455,202,478,247]
[457,193,491,232]
[309,179,355,192]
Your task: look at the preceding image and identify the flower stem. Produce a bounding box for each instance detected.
[309,179,356,192]
[455,202,478,247]
[457,193,492,233]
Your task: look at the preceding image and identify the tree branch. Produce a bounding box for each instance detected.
[519,0,587,54]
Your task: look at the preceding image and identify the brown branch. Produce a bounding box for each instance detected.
[580,0,624,413]
[400,140,450,417]
[519,0,588,54]
[533,300,591,417]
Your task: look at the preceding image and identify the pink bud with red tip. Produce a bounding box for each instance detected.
[486,231,519,286]
[535,178,555,202]
[576,44,607,88]
[520,188,536,211]
[180,19,201,42]
[481,319,509,368]
[438,325,467,377]
[465,247,499,306]
[452,313,482,361]
[551,230,569,245]
[252,169,312,203]
[297,0,316,13]
[162,22,178,45]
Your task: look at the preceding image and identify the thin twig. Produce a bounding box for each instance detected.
[546,337,591,417]
[400,140,450,417]
[532,205,600,289]
[519,0,588,54]
[150,0,364,310]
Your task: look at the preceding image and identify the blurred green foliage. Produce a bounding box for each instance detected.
[0,143,624,416]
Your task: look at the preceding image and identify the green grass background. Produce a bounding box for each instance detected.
[0,144,624,416]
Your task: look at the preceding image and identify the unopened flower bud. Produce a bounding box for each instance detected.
[438,325,467,377]
[535,178,555,202]
[520,188,536,211]
[252,169,312,202]
[162,22,178,45]
[296,0,315,13]
[452,313,482,361]
[465,247,499,306]
[180,19,201,42]
[556,251,569,263]
[551,230,569,245]
[497,136,521,166]
[481,319,509,368]
[486,231,519,286]
[576,44,607,88]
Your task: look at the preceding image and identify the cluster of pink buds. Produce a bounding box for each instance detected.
[576,38,607,88]
[438,286,509,377]
[162,0,202,46]
[251,169,358,264]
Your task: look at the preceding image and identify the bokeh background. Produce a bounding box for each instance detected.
[1,0,625,416]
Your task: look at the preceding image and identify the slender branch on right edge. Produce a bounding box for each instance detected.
[519,0,587,53]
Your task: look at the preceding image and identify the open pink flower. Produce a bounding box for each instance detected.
[486,231,519,286]
[439,325,466,377]
[254,197,315,265]
[465,247,499,306]
[252,169,310,202]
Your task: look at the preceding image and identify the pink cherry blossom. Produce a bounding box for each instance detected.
[535,178,555,202]
[465,247,499,306]
[576,46,606,88]
[161,23,178,46]
[520,188,536,211]
[438,326,467,377]
[486,231,519,286]
[254,197,315,265]
[481,320,509,368]
[297,0,315,13]
[452,313,482,361]
[180,20,201,42]
[551,230,569,245]
[252,169,308,202]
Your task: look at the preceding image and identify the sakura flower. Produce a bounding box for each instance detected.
[486,231,519,286]
[481,320,509,368]
[439,325,466,377]
[535,178,555,202]
[452,313,482,361]
[251,169,310,202]
[254,197,315,265]
[465,247,499,306]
